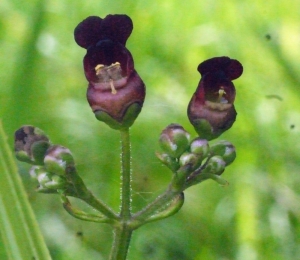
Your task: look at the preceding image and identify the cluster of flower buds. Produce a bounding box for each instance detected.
[14,126,79,194]
[156,124,236,190]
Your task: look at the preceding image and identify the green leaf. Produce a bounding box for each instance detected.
[0,122,52,260]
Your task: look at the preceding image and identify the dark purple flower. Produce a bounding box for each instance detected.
[74,15,145,129]
[188,57,243,140]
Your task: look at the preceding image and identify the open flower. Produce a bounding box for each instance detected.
[188,57,243,140]
[74,15,145,129]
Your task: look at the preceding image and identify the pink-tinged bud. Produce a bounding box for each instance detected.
[14,126,51,165]
[188,57,243,140]
[74,15,145,129]
[44,145,74,176]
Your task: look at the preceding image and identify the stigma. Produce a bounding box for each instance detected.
[216,87,228,103]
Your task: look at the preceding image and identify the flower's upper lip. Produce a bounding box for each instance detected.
[197,56,243,80]
[74,14,133,49]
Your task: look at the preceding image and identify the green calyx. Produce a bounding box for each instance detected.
[191,119,220,141]
[94,102,142,130]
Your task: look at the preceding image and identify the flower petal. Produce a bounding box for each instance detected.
[223,59,243,80]
[74,16,103,49]
[83,40,134,83]
[101,14,133,45]
[197,56,243,80]
[200,73,236,104]
[87,70,145,122]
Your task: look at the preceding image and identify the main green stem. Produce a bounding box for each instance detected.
[109,128,133,260]
[120,129,131,220]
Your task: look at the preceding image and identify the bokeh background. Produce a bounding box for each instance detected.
[1,0,300,259]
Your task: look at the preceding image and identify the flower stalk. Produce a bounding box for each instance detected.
[120,128,132,220]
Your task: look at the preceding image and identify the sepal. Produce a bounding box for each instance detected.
[94,102,142,130]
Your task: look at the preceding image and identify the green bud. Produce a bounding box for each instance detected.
[14,126,51,165]
[210,140,236,165]
[29,165,45,179]
[202,156,226,175]
[179,152,202,170]
[156,152,180,172]
[37,171,52,186]
[44,175,66,189]
[190,138,209,157]
[159,124,190,158]
[44,145,74,175]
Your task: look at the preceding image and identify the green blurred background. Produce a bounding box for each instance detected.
[1,0,300,259]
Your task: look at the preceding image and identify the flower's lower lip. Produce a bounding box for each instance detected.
[92,76,128,90]
[205,101,232,111]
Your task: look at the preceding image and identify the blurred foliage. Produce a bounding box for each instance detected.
[1,0,300,259]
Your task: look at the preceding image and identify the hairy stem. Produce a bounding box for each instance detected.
[65,167,118,220]
[120,129,131,220]
[109,225,133,260]
[109,128,133,259]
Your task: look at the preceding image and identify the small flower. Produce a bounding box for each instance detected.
[74,15,145,129]
[188,57,243,140]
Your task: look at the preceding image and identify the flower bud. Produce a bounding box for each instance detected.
[43,175,66,189]
[179,152,202,170]
[190,138,209,157]
[37,171,52,186]
[210,140,236,166]
[14,126,51,165]
[159,124,190,158]
[202,155,226,175]
[156,152,180,172]
[35,169,66,192]
[29,165,45,179]
[44,145,74,175]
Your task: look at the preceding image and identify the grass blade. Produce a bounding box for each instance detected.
[0,121,52,260]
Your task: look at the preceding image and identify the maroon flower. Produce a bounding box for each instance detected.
[74,15,145,129]
[188,57,243,140]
